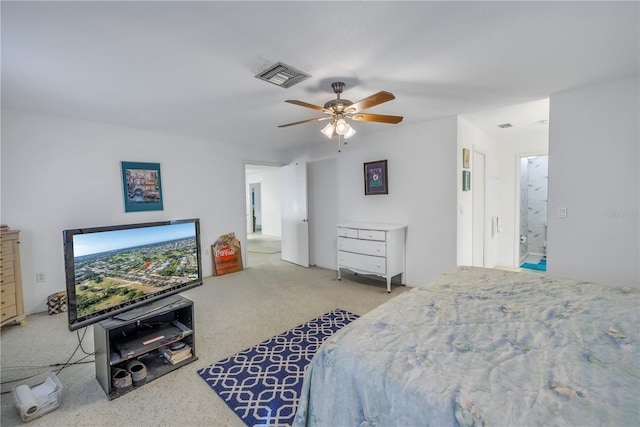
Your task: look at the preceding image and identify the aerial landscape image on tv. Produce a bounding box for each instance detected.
[72,223,198,317]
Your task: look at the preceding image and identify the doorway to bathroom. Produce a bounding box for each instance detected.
[518,154,548,272]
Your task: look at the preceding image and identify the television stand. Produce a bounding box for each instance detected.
[93,295,197,399]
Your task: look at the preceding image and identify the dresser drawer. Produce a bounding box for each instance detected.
[1,239,14,254]
[357,229,386,241]
[338,237,386,257]
[0,304,17,322]
[338,251,386,275]
[0,269,15,286]
[337,227,358,238]
[0,231,24,326]
[0,239,13,261]
[1,289,17,309]
[1,281,16,302]
[1,252,15,268]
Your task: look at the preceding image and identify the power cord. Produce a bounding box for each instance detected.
[55,327,94,376]
[75,327,95,357]
[0,326,95,394]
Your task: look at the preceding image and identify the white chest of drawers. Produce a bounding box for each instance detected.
[337,223,407,293]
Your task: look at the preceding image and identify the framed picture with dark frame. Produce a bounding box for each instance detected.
[462,170,471,191]
[364,160,388,195]
[121,161,164,212]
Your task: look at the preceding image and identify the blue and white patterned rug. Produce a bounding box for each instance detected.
[196,308,359,427]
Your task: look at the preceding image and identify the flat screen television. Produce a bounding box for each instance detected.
[63,219,202,331]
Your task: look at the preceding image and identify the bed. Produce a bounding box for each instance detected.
[293,266,639,426]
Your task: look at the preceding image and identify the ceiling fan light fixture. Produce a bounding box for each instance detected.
[280,81,403,150]
[335,118,349,135]
[344,125,357,139]
[321,122,335,139]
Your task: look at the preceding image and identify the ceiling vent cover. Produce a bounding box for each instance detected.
[255,62,310,88]
[497,123,513,129]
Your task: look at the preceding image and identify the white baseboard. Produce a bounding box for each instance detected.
[495,265,521,272]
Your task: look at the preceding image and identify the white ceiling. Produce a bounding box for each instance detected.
[2,1,638,150]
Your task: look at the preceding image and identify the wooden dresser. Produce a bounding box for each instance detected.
[337,222,407,293]
[1,230,26,326]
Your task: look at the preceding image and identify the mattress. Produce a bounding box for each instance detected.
[293,267,639,426]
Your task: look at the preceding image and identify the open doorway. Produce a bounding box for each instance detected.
[244,163,282,266]
[517,154,548,272]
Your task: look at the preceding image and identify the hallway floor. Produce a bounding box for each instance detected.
[246,232,281,267]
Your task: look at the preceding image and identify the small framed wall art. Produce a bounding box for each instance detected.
[364,160,388,195]
[121,161,164,212]
[462,148,470,169]
[462,170,471,191]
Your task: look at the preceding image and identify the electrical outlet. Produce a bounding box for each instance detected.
[36,273,46,283]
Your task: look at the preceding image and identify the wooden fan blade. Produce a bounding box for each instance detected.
[285,100,330,113]
[347,91,395,113]
[351,113,403,124]
[278,117,331,128]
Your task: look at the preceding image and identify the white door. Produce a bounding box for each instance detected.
[472,151,486,267]
[280,162,309,267]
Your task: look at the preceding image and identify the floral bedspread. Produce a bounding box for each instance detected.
[294,267,639,426]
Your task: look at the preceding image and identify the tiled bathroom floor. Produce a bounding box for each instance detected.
[520,255,547,274]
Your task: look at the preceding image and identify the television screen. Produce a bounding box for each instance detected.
[63,219,202,331]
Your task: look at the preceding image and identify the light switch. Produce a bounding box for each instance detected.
[557,207,567,218]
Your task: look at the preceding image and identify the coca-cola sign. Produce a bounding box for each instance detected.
[212,232,243,275]
[215,246,236,261]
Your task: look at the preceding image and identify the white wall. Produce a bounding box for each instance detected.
[547,76,639,287]
[457,118,499,267]
[260,168,282,237]
[245,166,281,237]
[1,109,284,314]
[308,158,338,268]
[287,117,458,287]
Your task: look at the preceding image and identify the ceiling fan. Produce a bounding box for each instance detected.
[278,82,403,139]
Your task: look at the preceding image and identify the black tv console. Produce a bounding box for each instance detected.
[93,295,197,399]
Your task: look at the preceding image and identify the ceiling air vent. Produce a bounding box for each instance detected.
[255,62,310,88]
[497,123,513,129]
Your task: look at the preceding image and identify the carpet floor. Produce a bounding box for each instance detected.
[0,251,406,427]
[196,309,359,427]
